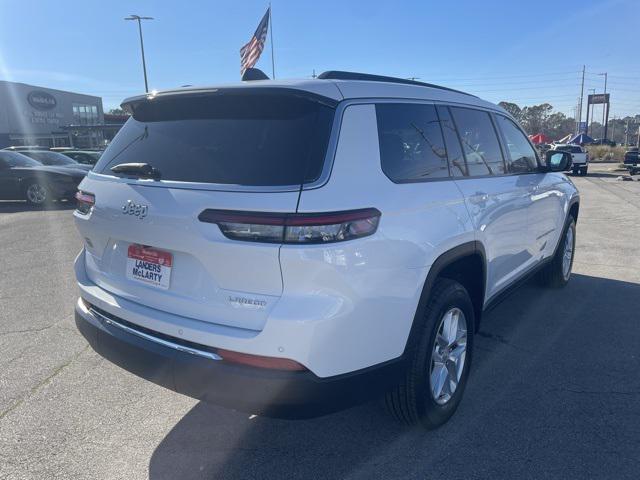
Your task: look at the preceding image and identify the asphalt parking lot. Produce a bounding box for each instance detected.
[1,163,640,480]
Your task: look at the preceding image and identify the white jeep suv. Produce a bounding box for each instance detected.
[73,71,579,428]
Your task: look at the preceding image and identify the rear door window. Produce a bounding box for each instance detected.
[436,105,466,177]
[376,103,449,182]
[495,115,538,173]
[95,92,335,187]
[449,107,505,176]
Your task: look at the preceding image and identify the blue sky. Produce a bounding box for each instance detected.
[1,0,638,118]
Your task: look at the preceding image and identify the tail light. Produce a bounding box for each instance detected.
[199,208,381,244]
[75,191,95,215]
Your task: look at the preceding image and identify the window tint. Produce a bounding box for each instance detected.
[376,103,449,182]
[436,105,466,177]
[95,93,335,186]
[450,107,505,176]
[495,115,538,173]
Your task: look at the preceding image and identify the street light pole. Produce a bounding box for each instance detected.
[577,65,585,134]
[125,15,154,93]
[598,72,608,139]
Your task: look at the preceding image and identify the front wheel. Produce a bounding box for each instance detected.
[385,278,474,429]
[539,218,576,287]
[25,182,49,205]
[580,166,588,176]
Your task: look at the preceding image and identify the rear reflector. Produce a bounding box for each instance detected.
[75,191,95,214]
[199,208,381,244]
[217,349,307,371]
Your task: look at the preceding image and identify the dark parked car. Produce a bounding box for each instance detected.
[60,150,102,165]
[0,151,86,205]
[18,150,92,172]
[624,147,639,165]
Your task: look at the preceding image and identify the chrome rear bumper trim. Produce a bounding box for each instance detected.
[88,306,222,361]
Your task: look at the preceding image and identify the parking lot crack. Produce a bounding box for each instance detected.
[0,345,89,421]
[0,324,55,336]
[561,388,640,397]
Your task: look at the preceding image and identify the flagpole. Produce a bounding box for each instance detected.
[269,3,275,79]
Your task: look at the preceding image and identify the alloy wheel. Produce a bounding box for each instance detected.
[429,307,468,405]
[562,226,574,280]
[26,184,47,204]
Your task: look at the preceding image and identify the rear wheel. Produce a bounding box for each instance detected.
[572,166,579,175]
[539,217,576,288]
[580,166,588,176]
[385,278,474,429]
[25,182,49,205]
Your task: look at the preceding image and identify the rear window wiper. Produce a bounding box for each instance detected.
[110,162,161,180]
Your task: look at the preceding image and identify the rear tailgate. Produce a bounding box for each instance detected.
[75,88,337,332]
[75,178,298,331]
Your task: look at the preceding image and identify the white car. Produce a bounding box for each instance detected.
[73,71,579,428]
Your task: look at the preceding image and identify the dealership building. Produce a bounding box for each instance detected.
[0,80,106,149]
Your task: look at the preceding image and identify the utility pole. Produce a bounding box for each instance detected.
[586,88,595,136]
[598,72,608,139]
[611,115,616,143]
[577,65,586,134]
[625,119,630,145]
[125,15,154,93]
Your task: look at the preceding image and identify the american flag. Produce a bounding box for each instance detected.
[240,8,270,76]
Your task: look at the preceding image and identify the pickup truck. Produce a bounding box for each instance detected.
[551,144,589,175]
[624,147,639,174]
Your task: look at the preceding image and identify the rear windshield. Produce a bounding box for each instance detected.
[0,151,42,167]
[95,92,336,186]
[555,145,582,153]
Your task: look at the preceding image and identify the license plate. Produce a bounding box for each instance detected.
[126,244,172,290]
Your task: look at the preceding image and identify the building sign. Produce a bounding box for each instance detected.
[26,110,63,125]
[588,93,610,105]
[27,90,57,110]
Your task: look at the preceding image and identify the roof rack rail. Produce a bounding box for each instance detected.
[316,71,475,97]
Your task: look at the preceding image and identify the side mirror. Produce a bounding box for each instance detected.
[544,150,571,172]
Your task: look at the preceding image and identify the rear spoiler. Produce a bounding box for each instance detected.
[121,87,339,117]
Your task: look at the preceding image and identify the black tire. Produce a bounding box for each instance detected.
[572,167,579,175]
[385,278,474,429]
[24,182,50,206]
[538,217,576,288]
[580,166,588,176]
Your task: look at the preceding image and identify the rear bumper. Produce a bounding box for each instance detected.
[75,299,405,418]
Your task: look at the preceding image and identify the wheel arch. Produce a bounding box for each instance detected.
[403,241,487,356]
[568,199,579,222]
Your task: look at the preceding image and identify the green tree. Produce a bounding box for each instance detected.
[520,103,553,135]
[498,102,522,122]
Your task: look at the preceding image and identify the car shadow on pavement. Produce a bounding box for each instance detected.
[149,273,640,479]
[0,200,76,213]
